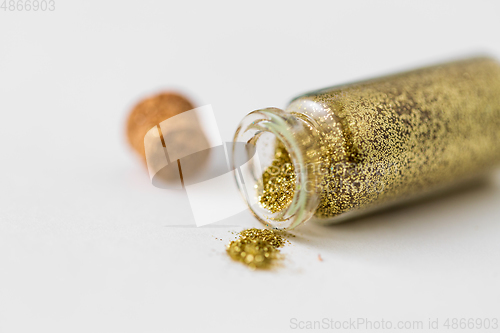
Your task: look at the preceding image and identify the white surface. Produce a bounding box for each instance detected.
[1,1,500,332]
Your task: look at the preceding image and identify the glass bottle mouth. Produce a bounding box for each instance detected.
[232,107,320,230]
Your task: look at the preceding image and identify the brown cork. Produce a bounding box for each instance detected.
[126,92,196,160]
[126,92,211,185]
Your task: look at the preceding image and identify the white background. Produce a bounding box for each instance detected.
[1,1,500,332]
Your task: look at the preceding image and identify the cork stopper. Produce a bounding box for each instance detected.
[126,92,196,159]
[126,92,210,183]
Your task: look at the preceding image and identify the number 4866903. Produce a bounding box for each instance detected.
[1,0,55,11]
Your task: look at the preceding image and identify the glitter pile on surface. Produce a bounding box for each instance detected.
[226,228,291,269]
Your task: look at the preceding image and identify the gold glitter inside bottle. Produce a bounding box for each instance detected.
[232,57,500,229]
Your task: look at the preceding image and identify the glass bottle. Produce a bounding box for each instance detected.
[232,57,500,229]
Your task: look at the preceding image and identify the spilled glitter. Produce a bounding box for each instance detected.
[226,228,292,270]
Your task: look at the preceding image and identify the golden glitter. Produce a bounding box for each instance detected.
[249,57,500,227]
[308,57,500,219]
[259,141,296,213]
[226,228,291,269]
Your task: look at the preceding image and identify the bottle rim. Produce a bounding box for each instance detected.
[232,107,320,230]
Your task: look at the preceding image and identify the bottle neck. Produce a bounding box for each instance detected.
[232,107,322,229]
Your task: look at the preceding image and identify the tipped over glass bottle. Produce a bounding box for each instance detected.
[232,57,500,230]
